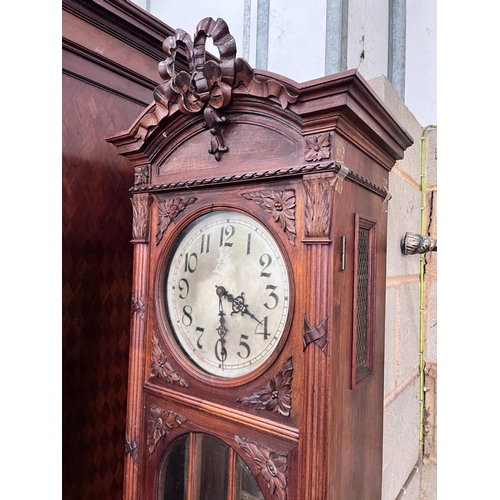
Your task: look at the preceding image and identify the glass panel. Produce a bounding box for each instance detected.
[193,434,229,500]
[235,456,265,500]
[159,434,189,500]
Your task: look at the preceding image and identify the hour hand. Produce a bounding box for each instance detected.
[221,288,260,324]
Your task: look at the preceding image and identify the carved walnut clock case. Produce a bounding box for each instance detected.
[106,17,412,500]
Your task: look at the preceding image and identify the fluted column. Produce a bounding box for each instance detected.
[300,173,336,499]
[123,193,150,500]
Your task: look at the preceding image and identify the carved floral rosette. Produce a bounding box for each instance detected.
[156,196,197,245]
[236,357,293,416]
[242,190,296,245]
[150,331,189,387]
[304,133,331,161]
[147,404,187,456]
[235,436,288,500]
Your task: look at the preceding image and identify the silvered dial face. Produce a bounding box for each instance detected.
[165,210,290,378]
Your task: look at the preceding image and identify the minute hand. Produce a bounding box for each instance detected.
[223,290,260,323]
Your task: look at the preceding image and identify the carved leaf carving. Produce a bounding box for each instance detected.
[236,357,293,416]
[303,177,334,238]
[147,405,187,456]
[131,195,149,241]
[242,190,296,245]
[150,331,189,387]
[235,436,288,500]
[156,197,196,245]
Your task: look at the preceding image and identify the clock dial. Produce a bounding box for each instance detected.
[164,210,290,378]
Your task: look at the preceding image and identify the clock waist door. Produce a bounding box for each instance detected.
[142,386,298,500]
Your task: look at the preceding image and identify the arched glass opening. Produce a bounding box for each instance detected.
[158,433,265,500]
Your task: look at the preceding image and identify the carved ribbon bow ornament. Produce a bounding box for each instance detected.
[154,17,235,160]
[147,17,297,161]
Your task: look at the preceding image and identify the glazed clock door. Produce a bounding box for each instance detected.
[158,433,265,500]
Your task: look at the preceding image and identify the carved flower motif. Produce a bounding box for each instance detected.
[147,405,186,455]
[156,197,196,245]
[305,133,331,161]
[242,190,296,245]
[236,357,293,416]
[235,436,287,500]
[266,372,292,415]
[151,332,189,387]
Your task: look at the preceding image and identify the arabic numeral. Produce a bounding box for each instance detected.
[184,252,198,273]
[200,234,210,254]
[264,285,279,310]
[259,254,272,277]
[237,335,251,359]
[220,225,235,247]
[215,339,227,362]
[255,316,269,340]
[196,327,205,349]
[182,305,193,326]
[178,278,189,299]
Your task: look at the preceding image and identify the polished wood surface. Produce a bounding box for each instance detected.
[62,1,171,498]
[106,17,412,498]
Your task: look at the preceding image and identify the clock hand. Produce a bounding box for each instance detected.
[220,288,261,324]
[215,286,228,366]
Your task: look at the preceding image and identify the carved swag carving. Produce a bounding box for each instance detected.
[236,357,293,416]
[235,436,288,500]
[133,17,297,159]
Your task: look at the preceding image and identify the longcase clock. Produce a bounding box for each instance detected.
[106,17,413,500]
